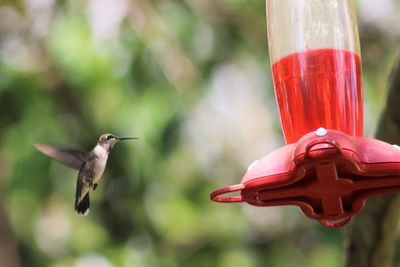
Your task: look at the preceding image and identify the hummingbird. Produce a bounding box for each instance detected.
[34,133,137,215]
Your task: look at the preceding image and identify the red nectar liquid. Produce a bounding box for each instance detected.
[272,49,363,144]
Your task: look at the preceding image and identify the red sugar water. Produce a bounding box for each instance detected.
[272,49,363,144]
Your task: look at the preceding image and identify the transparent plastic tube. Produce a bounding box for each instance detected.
[266,0,363,144]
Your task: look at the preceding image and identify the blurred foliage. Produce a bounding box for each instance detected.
[0,0,399,267]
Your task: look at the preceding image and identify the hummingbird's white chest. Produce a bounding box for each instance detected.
[92,145,109,184]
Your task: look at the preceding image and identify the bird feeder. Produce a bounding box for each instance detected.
[210,0,400,227]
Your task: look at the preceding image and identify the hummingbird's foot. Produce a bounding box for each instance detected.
[93,183,98,191]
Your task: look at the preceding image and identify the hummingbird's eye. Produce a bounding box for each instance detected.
[107,135,113,140]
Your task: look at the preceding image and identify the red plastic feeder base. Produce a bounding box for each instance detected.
[210,129,400,227]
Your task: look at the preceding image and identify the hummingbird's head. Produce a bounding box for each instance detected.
[98,133,137,152]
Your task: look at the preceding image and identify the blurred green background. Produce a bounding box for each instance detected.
[0,0,399,266]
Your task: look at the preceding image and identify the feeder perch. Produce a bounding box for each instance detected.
[210,0,400,227]
[211,128,400,227]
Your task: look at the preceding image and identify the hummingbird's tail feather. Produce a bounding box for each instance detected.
[75,193,90,216]
[75,178,90,215]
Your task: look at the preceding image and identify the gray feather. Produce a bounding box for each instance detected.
[34,143,88,170]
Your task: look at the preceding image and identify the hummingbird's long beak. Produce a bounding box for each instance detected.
[117,137,138,141]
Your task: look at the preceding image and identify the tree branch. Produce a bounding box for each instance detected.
[0,199,21,267]
[346,52,400,267]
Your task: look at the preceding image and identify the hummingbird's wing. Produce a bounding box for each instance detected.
[34,143,88,170]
